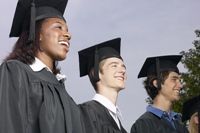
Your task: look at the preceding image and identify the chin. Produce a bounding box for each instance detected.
[118,86,125,90]
[174,96,180,101]
[56,56,67,61]
[61,53,68,59]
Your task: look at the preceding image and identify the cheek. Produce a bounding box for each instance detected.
[43,30,58,40]
[171,82,178,88]
[47,33,58,42]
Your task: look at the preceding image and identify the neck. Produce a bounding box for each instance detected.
[36,53,54,71]
[153,95,172,112]
[97,85,119,105]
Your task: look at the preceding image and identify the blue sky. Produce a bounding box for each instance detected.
[0,0,200,131]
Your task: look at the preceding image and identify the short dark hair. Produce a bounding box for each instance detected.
[143,71,170,100]
[88,59,106,91]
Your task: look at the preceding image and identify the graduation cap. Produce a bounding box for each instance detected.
[9,0,68,42]
[138,55,182,89]
[182,95,200,122]
[78,38,122,82]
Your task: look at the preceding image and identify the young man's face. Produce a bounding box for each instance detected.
[98,57,127,91]
[159,71,182,102]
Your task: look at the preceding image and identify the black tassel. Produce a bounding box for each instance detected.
[28,0,36,43]
[94,47,100,82]
[156,58,161,90]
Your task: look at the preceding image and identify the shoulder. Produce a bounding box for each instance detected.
[79,100,98,107]
[1,60,29,71]
[0,60,33,83]
[134,112,154,123]
[79,100,106,119]
[79,100,104,111]
[79,100,97,111]
[131,112,160,133]
[137,111,158,120]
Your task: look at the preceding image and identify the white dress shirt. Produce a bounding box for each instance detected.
[29,57,66,81]
[93,94,122,129]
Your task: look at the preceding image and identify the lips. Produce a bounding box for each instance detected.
[174,89,181,95]
[58,41,70,48]
[115,76,125,81]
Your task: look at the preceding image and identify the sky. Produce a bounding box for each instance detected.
[0,0,200,131]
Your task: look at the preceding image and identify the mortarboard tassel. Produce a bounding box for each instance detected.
[94,47,100,82]
[28,0,36,43]
[156,58,161,90]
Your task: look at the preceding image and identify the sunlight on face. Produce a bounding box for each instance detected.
[38,17,71,62]
[99,57,127,91]
[160,71,182,102]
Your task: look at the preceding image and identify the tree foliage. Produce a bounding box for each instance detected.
[173,29,200,113]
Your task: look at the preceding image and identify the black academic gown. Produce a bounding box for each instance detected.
[79,100,127,133]
[131,112,189,133]
[0,60,85,133]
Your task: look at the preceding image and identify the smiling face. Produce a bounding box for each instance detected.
[158,71,183,102]
[98,57,127,92]
[37,17,71,62]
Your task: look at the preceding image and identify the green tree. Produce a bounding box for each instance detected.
[173,29,200,113]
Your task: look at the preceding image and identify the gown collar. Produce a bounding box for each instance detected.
[93,94,122,118]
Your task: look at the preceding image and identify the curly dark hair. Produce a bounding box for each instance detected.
[143,71,170,100]
[5,20,60,74]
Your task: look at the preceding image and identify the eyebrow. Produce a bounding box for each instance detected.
[55,21,68,30]
[108,61,126,69]
[171,75,181,79]
[55,21,64,24]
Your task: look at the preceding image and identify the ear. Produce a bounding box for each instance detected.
[194,114,199,124]
[38,33,45,52]
[98,71,102,80]
[153,79,158,88]
[39,33,43,41]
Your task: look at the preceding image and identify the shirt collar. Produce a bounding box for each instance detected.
[93,94,121,117]
[29,57,66,81]
[147,105,180,120]
[29,57,52,72]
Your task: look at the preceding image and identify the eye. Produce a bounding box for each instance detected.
[171,78,177,82]
[171,77,181,83]
[58,26,62,29]
[55,26,62,30]
[111,64,117,68]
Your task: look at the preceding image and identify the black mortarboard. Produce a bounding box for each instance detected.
[78,38,122,81]
[182,95,200,122]
[138,55,182,89]
[9,0,68,41]
[138,55,182,78]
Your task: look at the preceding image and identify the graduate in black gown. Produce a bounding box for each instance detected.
[131,55,189,133]
[182,95,200,133]
[78,38,127,133]
[0,0,85,133]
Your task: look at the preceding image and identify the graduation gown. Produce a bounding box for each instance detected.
[131,112,189,133]
[0,60,85,133]
[79,100,127,133]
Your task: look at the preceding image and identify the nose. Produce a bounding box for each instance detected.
[177,80,183,89]
[120,66,126,75]
[121,68,126,73]
[121,68,127,80]
[63,32,71,41]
